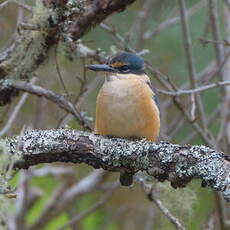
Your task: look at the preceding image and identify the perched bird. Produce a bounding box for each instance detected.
[87,52,160,186]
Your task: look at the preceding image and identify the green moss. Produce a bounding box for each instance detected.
[1,0,53,80]
[0,139,20,186]
[32,1,50,28]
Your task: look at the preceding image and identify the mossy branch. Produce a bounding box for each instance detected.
[0,0,136,105]
[2,129,230,202]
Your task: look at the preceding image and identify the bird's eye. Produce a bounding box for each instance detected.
[120,65,129,72]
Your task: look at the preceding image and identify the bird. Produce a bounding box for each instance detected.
[87,52,160,186]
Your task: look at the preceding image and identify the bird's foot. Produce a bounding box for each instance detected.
[127,136,141,141]
[120,171,133,186]
[105,135,118,139]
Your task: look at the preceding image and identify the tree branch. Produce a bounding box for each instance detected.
[0,79,93,130]
[158,80,230,96]
[147,186,186,230]
[3,129,230,202]
[0,0,136,105]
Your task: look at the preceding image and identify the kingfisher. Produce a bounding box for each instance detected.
[87,52,160,186]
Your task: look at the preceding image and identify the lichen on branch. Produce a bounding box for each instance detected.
[0,139,20,196]
[0,0,136,105]
[1,129,229,202]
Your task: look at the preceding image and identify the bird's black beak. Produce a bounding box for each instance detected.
[87,64,117,73]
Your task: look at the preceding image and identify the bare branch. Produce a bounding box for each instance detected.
[217,2,230,149]
[0,79,93,130]
[0,78,36,137]
[0,0,32,11]
[57,182,119,230]
[200,38,230,47]
[224,0,230,12]
[27,170,105,230]
[18,23,40,31]
[144,206,156,230]
[202,214,216,230]
[132,0,154,50]
[158,81,230,96]
[208,0,225,70]
[150,195,186,230]
[178,0,207,129]
[208,0,230,147]
[12,171,31,230]
[146,185,186,230]
[143,0,207,40]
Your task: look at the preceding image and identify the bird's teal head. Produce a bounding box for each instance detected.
[87,52,145,75]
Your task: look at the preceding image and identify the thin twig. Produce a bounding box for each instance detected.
[0,0,11,9]
[181,106,220,144]
[100,22,175,90]
[31,166,75,177]
[13,171,31,230]
[0,80,93,130]
[131,0,154,50]
[18,23,40,31]
[142,182,186,230]
[0,78,36,137]
[205,49,230,84]
[224,0,230,12]
[143,0,207,40]
[57,182,120,230]
[178,0,208,128]
[223,1,230,151]
[216,2,230,146]
[162,59,217,125]
[58,73,101,128]
[27,170,105,230]
[55,44,71,100]
[208,0,225,70]
[172,97,216,148]
[202,214,216,230]
[57,58,89,127]
[208,0,227,139]
[149,193,186,230]
[0,0,32,11]
[144,206,156,230]
[200,38,230,47]
[177,0,216,147]
[158,81,230,96]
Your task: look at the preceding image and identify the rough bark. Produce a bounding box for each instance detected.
[2,129,230,202]
[0,0,136,105]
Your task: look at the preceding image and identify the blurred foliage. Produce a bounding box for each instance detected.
[0,0,223,229]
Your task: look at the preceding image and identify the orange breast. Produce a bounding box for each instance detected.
[95,77,160,141]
